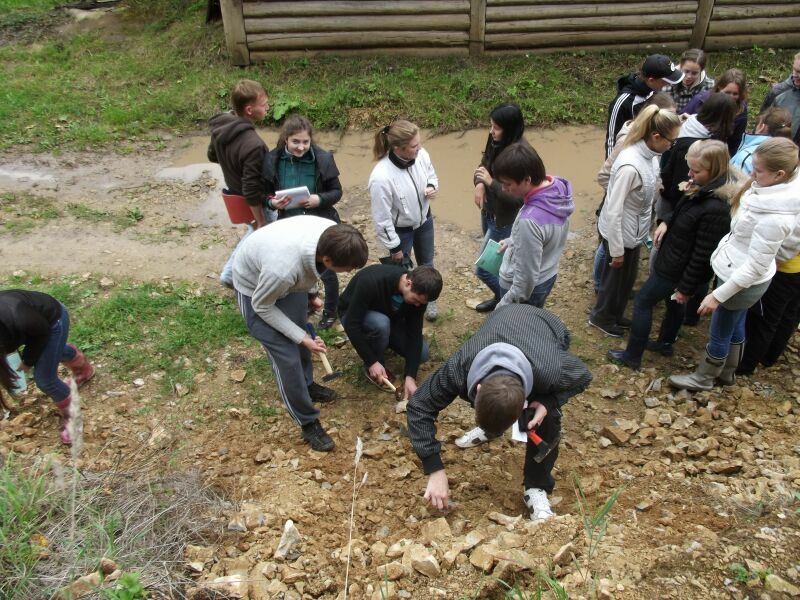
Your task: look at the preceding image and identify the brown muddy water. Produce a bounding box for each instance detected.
[172,126,605,233]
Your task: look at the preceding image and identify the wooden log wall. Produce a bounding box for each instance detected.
[704,1,800,51]
[220,0,800,64]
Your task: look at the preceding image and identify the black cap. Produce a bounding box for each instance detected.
[642,54,684,85]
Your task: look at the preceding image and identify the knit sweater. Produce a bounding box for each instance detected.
[0,290,62,366]
[497,176,574,308]
[338,264,425,378]
[406,304,592,474]
[232,216,334,343]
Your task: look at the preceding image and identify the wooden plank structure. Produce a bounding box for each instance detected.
[219,0,800,65]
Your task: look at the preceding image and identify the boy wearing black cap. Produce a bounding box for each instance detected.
[605,54,684,158]
[406,305,592,521]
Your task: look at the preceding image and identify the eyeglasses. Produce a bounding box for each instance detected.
[662,135,677,147]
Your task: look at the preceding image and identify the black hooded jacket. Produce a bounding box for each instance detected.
[605,74,654,158]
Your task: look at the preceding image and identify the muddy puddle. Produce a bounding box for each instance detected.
[172,126,605,232]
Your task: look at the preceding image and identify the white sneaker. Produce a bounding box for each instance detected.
[455,427,500,448]
[425,301,439,322]
[524,487,555,521]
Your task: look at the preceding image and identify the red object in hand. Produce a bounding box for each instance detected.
[527,430,543,445]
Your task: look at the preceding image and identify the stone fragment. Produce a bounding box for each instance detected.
[686,436,719,458]
[402,544,439,577]
[553,542,575,566]
[419,517,451,544]
[708,460,743,475]
[469,545,496,572]
[496,531,524,549]
[370,541,388,559]
[274,520,302,560]
[230,369,247,383]
[462,529,486,551]
[764,574,800,596]
[375,561,408,581]
[99,277,115,289]
[386,539,412,559]
[227,515,247,532]
[254,446,271,463]
[281,566,305,583]
[601,426,629,445]
[487,512,522,530]
[371,582,397,600]
[644,397,661,408]
[185,545,214,564]
[394,400,408,414]
[59,572,102,599]
[99,558,117,575]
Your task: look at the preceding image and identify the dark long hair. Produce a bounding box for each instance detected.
[697,92,737,143]
[483,103,525,169]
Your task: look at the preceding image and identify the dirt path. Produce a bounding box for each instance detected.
[1,139,799,599]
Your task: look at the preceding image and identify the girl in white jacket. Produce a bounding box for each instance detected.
[670,137,800,391]
[369,120,440,321]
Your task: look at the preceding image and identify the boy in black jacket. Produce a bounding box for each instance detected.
[339,264,442,399]
[407,305,591,521]
[605,54,683,158]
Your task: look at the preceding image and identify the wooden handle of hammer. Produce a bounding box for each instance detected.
[319,352,334,376]
[381,377,397,392]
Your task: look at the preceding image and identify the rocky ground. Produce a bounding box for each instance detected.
[1,142,799,600]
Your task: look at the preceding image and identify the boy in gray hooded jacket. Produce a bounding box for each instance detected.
[407,305,591,520]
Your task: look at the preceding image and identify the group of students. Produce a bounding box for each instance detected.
[2,54,798,523]
[589,51,800,393]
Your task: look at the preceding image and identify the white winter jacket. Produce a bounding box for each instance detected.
[711,167,800,303]
[598,140,661,257]
[368,148,438,253]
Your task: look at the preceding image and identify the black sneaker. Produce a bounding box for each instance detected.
[475,298,498,313]
[646,340,674,356]
[318,309,336,329]
[301,420,335,452]
[607,349,640,370]
[616,317,632,329]
[308,382,337,403]
[588,318,624,338]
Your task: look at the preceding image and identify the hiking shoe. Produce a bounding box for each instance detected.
[301,420,335,452]
[523,487,555,521]
[607,349,640,371]
[425,301,439,322]
[616,317,632,329]
[363,366,395,393]
[588,318,624,338]
[308,382,337,404]
[318,309,337,330]
[455,427,501,448]
[646,340,674,356]
[475,298,498,313]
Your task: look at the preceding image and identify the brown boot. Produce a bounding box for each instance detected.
[63,346,95,386]
[54,396,74,445]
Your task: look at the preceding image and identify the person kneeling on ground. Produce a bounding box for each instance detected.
[232,216,368,452]
[0,290,95,445]
[339,264,442,398]
[407,305,592,521]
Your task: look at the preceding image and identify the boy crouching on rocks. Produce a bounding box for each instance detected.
[406,304,591,520]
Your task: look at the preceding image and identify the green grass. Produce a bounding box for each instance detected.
[1,192,62,233]
[0,2,793,150]
[2,275,250,393]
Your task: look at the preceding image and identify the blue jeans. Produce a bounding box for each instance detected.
[624,272,686,361]
[396,215,435,267]
[476,212,513,299]
[320,269,339,314]
[361,310,430,365]
[33,304,76,403]
[499,273,558,309]
[707,305,746,359]
[592,242,606,294]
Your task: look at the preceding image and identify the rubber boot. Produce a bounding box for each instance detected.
[668,349,725,392]
[63,346,95,387]
[54,396,73,446]
[718,341,744,386]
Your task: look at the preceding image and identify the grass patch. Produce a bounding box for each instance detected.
[0,192,62,233]
[1,275,250,394]
[0,2,793,151]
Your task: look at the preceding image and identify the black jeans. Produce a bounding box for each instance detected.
[523,407,561,492]
[740,271,800,371]
[591,242,640,327]
[624,272,686,362]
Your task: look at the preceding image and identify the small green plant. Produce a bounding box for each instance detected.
[728,563,750,584]
[126,207,144,223]
[573,474,622,588]
[101,572,147,600]
[457,329,475,345]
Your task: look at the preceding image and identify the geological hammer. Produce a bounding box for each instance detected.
[527,429,557,463]
[305,323,342,382]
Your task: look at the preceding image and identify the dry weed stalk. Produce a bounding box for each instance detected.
[343,437,368,600]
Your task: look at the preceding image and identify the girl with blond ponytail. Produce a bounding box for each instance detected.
[589,105,681,337]
[670,137,800,390]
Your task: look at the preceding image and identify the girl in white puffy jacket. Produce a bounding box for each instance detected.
[670,137,800,391]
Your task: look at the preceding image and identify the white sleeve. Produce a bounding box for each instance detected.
[369,173,401,252]
[602,165,639,257]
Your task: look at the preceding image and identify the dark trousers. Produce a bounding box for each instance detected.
[591,242,640,327]
[523,407,561,492]
[320,269,339,314]
[624,272,686,362]
[740,271,800,371]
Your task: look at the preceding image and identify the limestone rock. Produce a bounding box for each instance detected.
[254,446,271,463]
[765,574,800,596]
[469,545,496,572]
[188,575,247,599]
[463,529,486,551]
[375,561,408,581]
[419,517,451,544]
[686,436,719,458]
[185,545,215,564]
[487,512,522,530]
[401,544,439,577]
[274,520,302,560]
[59,572,101,599]
[708,460,743,475]
[553,542,575,566]
[601,425,629,445]
[496,531,524,549]
[230,369,247,383]
[386,539,412,559]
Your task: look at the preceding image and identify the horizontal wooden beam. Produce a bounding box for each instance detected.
[487,13,695,33]
[708,16,800,34]
[250,47,470,61]
[243,1,469,18]
[487,2,697,20]
[704,32,800,50]
[247,30,469,50]
[486,29,690,49]
[483,41,687,54]
[487,0,682,4]
[713,5,800,19]
[246,14,469,34]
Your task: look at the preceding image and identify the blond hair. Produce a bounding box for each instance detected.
[623,105,681,148]
[373,120,419,161]
[683,139,729,196]
[730,137,800,214]
[231,80,266,115]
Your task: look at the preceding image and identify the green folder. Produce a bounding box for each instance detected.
[475,239,504,276]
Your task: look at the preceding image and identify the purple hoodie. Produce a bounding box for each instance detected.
[497,176,575,308]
